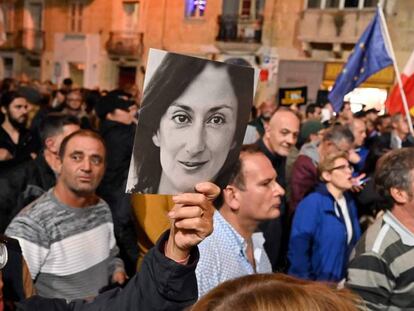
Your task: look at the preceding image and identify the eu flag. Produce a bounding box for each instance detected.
[328,9,393,112]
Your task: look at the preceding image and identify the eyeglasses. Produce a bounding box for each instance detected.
[330,164,354,173]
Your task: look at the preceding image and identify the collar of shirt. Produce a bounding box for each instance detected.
[215,212,269,271]
[384,211,414,246]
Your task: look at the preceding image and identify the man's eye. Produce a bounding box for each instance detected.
[208,115,225,125]
[91,157,103,165]
[71,154,82,161]
[172,114,190,124]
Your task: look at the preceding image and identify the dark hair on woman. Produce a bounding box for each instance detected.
[131,52,253,193]
[190,273,362,311]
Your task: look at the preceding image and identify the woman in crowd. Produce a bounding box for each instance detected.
[128,52,253,194]
[191,273,362,311]
[288,152,361,282]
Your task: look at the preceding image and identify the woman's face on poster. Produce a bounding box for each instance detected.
[152,64,238,193]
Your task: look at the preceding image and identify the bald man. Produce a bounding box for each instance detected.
[256,108,300,271]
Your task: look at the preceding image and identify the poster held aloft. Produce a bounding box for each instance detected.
[126,49,255,195]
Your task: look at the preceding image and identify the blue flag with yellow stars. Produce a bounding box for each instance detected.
[328,9,393,112]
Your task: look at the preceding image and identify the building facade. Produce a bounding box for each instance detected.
[0,0,412,104]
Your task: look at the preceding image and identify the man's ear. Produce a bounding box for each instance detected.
[223,185,240,211]
[390,187,409,204]
[0,106,6,115]
[54,156,63,175]
[152,130,160,147]
[45,137,57,153]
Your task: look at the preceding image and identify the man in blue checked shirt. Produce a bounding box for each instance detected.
[195,144,285,297]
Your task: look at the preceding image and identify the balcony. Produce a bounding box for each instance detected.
[106,31,143,60]
[215,14,262,53]
[0,29,44,54]
[298,9,376,57]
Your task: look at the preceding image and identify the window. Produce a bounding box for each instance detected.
[306,0,383,9]
[123,1,139,31]
[69,1,83,32]
[241,0,252,16]
[185,0,206,18]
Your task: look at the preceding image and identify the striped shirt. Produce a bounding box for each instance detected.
[346,211,414,310]
[6,189,124,301]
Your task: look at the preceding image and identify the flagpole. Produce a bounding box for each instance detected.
[378,5,414,135]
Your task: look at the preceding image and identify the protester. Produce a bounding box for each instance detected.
[0,91,37,168]
[290,125,356,213]
[349,117,368,174]
[6,130,126,301]
[347,148,414,310]
[288,152,361,282]
[337,102,353,125]
[62,89,91,129]
[1,182,218,310]
[372,112,414,150]
[196,145,285,296]
[0,114,80,233]
[256,107,300,271]
[305,103,322,121]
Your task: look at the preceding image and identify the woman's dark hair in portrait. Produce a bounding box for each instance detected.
[131,52,253,193]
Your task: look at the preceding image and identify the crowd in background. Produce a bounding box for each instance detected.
[1,74,414,311]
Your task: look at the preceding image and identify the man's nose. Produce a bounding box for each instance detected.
[81,158,92,171]
[286,134,296,145]
[272,180,285,197]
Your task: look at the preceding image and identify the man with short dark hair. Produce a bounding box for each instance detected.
[374,113,414,150]
[337,101,353,125]
[305,103,322,121]
[346,148,414,310]
[0,114,80,232]
[6,130,126,301]
[0,91,36,168]
[196,145,285,296]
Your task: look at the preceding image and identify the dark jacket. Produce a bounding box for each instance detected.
[97,120,135,221]
[16,231,199,311]
[257,139,288,272]
[372,131,414,151]
[0,154,55,232]
[0,126,39,170]
[96,120,138,275]
[288,184,361,282]
[98,120,135,199]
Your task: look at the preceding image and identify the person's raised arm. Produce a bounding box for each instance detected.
[165,182,218,264]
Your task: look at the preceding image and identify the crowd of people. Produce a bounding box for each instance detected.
[0,73,414,311]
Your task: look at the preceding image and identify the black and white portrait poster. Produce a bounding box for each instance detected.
[126,49,256,195]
